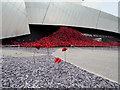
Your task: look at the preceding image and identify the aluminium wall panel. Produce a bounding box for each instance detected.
[43,2,100,28]
[25,1,50,24]
[25,1,119,34]
[0,2,2,39]
[2,0,30,39]
[97,12,118,33]
[118,1,120,33]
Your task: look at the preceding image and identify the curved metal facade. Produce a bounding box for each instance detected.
[1,0,119,39]
[26,1,118,33]
[1,0,30,39]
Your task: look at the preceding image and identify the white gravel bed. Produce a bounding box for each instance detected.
[1,47,120,88]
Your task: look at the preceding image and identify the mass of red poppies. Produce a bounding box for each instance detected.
[4,27,120,47]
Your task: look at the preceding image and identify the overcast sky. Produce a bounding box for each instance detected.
[82,0,119,17]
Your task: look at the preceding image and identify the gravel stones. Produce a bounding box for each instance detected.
[1,47,120,88]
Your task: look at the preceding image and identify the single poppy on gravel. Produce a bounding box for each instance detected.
[55,57,62,63]
[62,47,67,51]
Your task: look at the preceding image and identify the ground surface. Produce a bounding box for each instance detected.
[0,47,120,88]
[52,47,119,83]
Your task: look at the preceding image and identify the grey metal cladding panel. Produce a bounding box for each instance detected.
[0,2,2,39]
[43,2,99,28]
[118,2,120,34]
[77,6,100,28]
[2,1,30,39]
[97,12,118,33]
[25,1,50,24]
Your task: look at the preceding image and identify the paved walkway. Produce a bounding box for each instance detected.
[52,47,119,83]
[0,49,47,57]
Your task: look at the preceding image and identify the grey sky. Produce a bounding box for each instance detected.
[82,0,119,17]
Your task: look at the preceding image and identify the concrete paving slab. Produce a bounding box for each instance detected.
[0,49,47,57]
[52,47,119,83]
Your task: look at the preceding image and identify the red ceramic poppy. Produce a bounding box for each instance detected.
[59,58,62,62]
[55,57,62,63]
[36,45,41,50]
[29,39,31,41]
[46,45,50,48]
[62,47,67,51]
[45,43,50,48]
[55,58,59,63]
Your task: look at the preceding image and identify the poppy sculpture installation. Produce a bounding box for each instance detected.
[10,27,120,48]
[62,47,67,62]
[3,27,119,65]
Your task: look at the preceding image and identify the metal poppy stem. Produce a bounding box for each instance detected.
[47,48,50,59]
[18,44,19,52]
[65,51,66,62]
[33,49,36,63]
[47,48,49,60]
[58,63,59,70]
[58,62,61,72]
[17,44,20,54]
